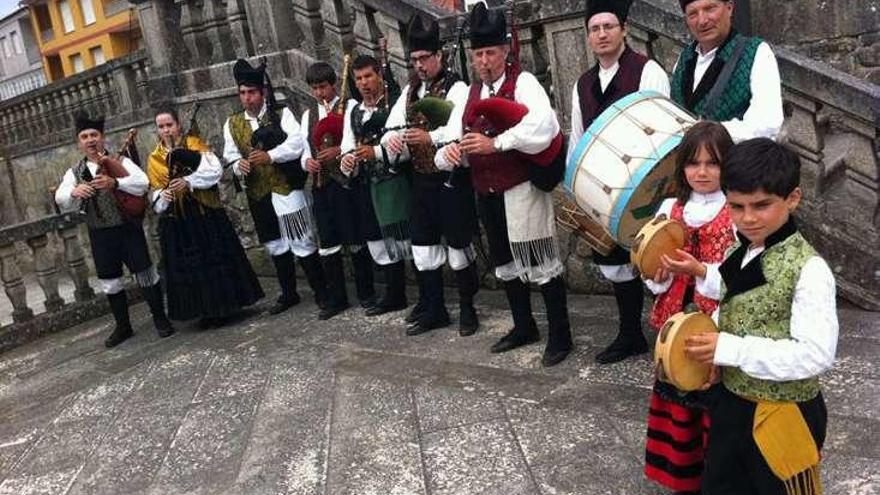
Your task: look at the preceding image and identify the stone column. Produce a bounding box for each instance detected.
[226,0,253,57]
[0,242,34,323]
[130,0,186,74]
[26,233,64,312]
[292,0,330,61]
[58,225,95,302]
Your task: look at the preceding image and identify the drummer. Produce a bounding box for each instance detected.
[641,121,737,494]
[568,0,670,365]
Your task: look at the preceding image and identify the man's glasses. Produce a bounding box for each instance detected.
[588,23,620,34]
[409,52,439,65]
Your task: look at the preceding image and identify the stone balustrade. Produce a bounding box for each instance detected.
[0,51,150,158]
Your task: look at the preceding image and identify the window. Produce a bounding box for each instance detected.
[1,37,10,58]
[10,32,22,54]
[70,53,84,73]
[59,0,76,33]
[89,45,104,65]
[80,0,96,25]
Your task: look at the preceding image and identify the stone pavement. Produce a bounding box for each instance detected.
[0,281,877,495]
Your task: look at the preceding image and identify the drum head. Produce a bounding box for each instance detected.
[655,312,717,391]
[631,217,686,277]
[611,150,680,247]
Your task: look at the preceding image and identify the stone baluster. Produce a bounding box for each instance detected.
[54,89,68,131]
[226,0,253,57]
[180,1,207,66]
[87,78,101,117]
[351,2,380,56]
[33,95,47,135]
[0,109,9,146]
[319,0,354,55]
[0,242,34,323]
[25,234,64,312]
[58,225,95,302]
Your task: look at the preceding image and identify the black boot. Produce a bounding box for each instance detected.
[406,268,450,335]
[300,252,329,309]
[365,260,408,316]
[105,291,133,348]
[595,278,648,364]
[319,252,350,320]
[352,248,377,308]
[540,276,573,367]
[269,252,300,315]
[142,283,175,338]
[405,264,427,325]
[456,264,480,336]
[490,278,539,353]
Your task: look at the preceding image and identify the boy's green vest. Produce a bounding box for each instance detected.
[719,231,822,402]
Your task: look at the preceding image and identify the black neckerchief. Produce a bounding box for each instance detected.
[719,215,798,301]
[683,29,738,111]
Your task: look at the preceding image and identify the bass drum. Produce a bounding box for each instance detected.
[564,91,695,247]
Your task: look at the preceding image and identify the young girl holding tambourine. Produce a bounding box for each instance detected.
[643,121,736,494]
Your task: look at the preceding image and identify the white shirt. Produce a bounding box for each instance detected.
[567,58,670,167]
[676,41,783,143]
[379,79,470,162]
[222,102,307,216]
[300,96,357,171]
[151,150,223,214]
[709,247,838,382]
[434,71,561,171]
[55,156,149,210]
[643,191,731,299]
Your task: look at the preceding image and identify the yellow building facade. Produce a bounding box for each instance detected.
[23,0,142,83]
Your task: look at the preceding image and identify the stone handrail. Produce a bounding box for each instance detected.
[0,50,150,157]
[0,212,94,329]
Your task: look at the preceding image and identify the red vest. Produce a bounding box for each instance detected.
[577,45,648,131]
[462,65,530,194]
[649,200,736,330]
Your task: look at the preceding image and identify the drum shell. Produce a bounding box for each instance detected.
[630,216,686,277]
[654,311,718,391]
[564,91,696,248]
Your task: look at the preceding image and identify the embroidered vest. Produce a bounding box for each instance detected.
[463,65,530,194]
[577,45,648,131]
[228,109,294,201]
[649,200,735,329]
[670,32,763,122]
[74,158,126,230]
[407,69,460,174]
[719,232,822,402]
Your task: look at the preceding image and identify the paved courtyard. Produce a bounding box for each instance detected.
[0,281,878,494]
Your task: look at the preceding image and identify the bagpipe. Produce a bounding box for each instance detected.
[311,54,351,189]
[151,104,204,210]
[80,128,147,220]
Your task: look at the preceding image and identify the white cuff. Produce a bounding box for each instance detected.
[713,332,742,367]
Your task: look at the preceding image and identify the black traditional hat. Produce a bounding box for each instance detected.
[407,14,441,53]
[586,0,634,24]
[233,58,265,88]
[74,111,104,134]
[469,2,507,50]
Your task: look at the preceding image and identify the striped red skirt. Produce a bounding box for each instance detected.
[645,380,710,493]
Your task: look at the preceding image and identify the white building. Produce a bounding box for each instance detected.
[0,7,46,101]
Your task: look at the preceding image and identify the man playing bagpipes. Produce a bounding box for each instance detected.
[569,0,670,366]
[340,55,412,317]
[55,113,174,347]
[434,3,573,367]
[223,58,329,316]
[148,106,264,328]
[381,14,480,337]
[299,60,377,319]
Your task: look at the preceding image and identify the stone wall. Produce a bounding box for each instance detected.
[751,0,880,84]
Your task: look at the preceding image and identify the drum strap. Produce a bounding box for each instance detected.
[701,36,748,119]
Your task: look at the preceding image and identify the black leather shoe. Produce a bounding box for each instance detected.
[490,328,540,353]
[269,293,301,315]
[319,301,350,320]
[154,317,175,338]
[458,304,479,336]
[364,299,407,316]
[406,310,451,336]
[542,346,572,367]
[105,325,133,348]
[359,296,377,309]
[405,301,426,324]
[594,335,649,364]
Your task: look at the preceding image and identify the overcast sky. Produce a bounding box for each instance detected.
[0,0,22,21]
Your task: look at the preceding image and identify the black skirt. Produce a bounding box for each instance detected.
[159,199,264,320]
[313,177,382,248]
[410,171,478,249]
